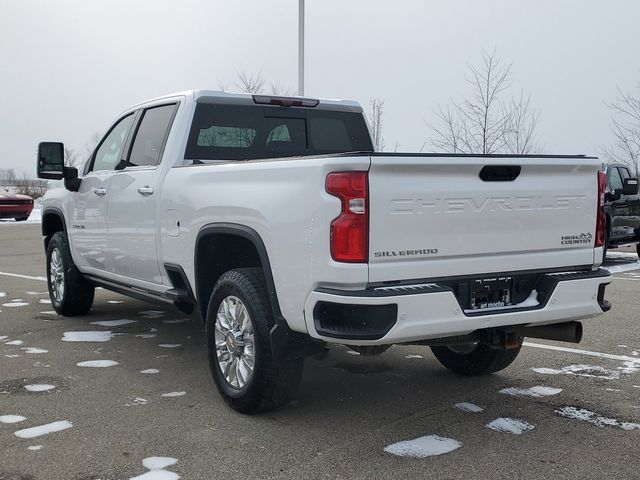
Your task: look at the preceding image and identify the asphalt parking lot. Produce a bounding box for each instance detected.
[1,224,639,480]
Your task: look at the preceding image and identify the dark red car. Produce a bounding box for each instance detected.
[0,189,34,221]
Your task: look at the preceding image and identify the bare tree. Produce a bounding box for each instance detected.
[64,147,80,167]
[429,50,541,154]
[269,82,294,96]
[13,171,47,199]
[601,83,640,174]
[234,71,266,94]
[219,71,294,96]
[0,168,16,186]
[503,93,542,154]
[368,98,385,151]
[84,131,102,159]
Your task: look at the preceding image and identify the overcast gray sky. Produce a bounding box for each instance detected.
[1,0,639,173]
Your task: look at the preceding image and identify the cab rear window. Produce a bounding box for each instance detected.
[185,104,373,161]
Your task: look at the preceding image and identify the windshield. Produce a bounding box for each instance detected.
[185,104,373,161]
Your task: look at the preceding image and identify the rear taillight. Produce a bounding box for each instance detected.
[595,170,607,248]
[326,172,369,263]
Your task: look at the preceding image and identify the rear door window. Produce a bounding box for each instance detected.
[126,104,178,168]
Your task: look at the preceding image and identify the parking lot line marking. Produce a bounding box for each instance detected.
[523,342,638,362]
[0,271,46,282]
[611,276,640,281]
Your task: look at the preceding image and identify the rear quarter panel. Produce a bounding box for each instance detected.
[160,156,370,333]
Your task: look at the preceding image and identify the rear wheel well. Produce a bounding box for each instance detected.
[195,233,264,319]
[42,212,65,248]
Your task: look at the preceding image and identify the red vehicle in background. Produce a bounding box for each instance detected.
[0,187,34,221]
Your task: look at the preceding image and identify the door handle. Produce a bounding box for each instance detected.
[94,188,106,196]
[137,186,154,196]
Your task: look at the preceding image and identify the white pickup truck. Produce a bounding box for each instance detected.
[37,90,611,413]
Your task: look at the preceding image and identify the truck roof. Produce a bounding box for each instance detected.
[129,89,363,113]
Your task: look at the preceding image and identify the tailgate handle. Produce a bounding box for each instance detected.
[479,165,521,182]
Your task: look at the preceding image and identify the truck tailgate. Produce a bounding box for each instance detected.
[368,155,602,283]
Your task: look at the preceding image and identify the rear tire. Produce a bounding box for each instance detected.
[205,268,303,414]
[46,231,95,316]
[431,340,522,376]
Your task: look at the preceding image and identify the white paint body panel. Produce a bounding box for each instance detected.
[368,157,602,282]
[40,90,609,345]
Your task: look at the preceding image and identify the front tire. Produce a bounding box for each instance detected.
[205,268,303,414]
[431,340,522,376]
[46,231,95,316]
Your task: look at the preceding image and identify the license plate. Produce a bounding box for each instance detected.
[470,276,513,310]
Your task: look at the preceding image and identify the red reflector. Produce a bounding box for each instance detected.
[595,170,606,248]
[252,95,319,108]
[326,172,369,263]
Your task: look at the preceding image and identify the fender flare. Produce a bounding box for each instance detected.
[194,223,323,359]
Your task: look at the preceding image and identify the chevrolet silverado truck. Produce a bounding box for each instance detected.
[37,90,612,414]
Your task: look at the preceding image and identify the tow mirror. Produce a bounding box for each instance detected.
[622,177,639,196]
[37,142,64,180]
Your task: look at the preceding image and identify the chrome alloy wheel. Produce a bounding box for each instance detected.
[49,247,65,303]
[214,295,256,389]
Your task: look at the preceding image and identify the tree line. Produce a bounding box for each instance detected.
[220,51,638,175]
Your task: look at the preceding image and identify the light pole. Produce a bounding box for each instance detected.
[298,0,305,96]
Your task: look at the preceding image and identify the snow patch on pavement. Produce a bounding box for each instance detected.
[140,369,160,374]
[532,364,620,380]
[620,360,640,374]
[5,340,23,345]
[21,347,48,354]
[27,445,43,451]
[2,301,29,307]
[62,331,113,342]
[455,402,483,413]
[500,385,563,398]
[125,397,148,407]
[158,344,182,349]
[143,457,178,470]
[404,354,423,359]
[38,299,50,304]
[0,415,26,424]
[77,360,119,368]
[161,391,186,397]
[14,420,72,439]
[555,406,640,430]
[129,456,180,479]
[486,418,535,434]
[130,472,180,480]
[384,435,462,457]
[24,384,56,392]
[606,261,640,274]
[90,319,137,327]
